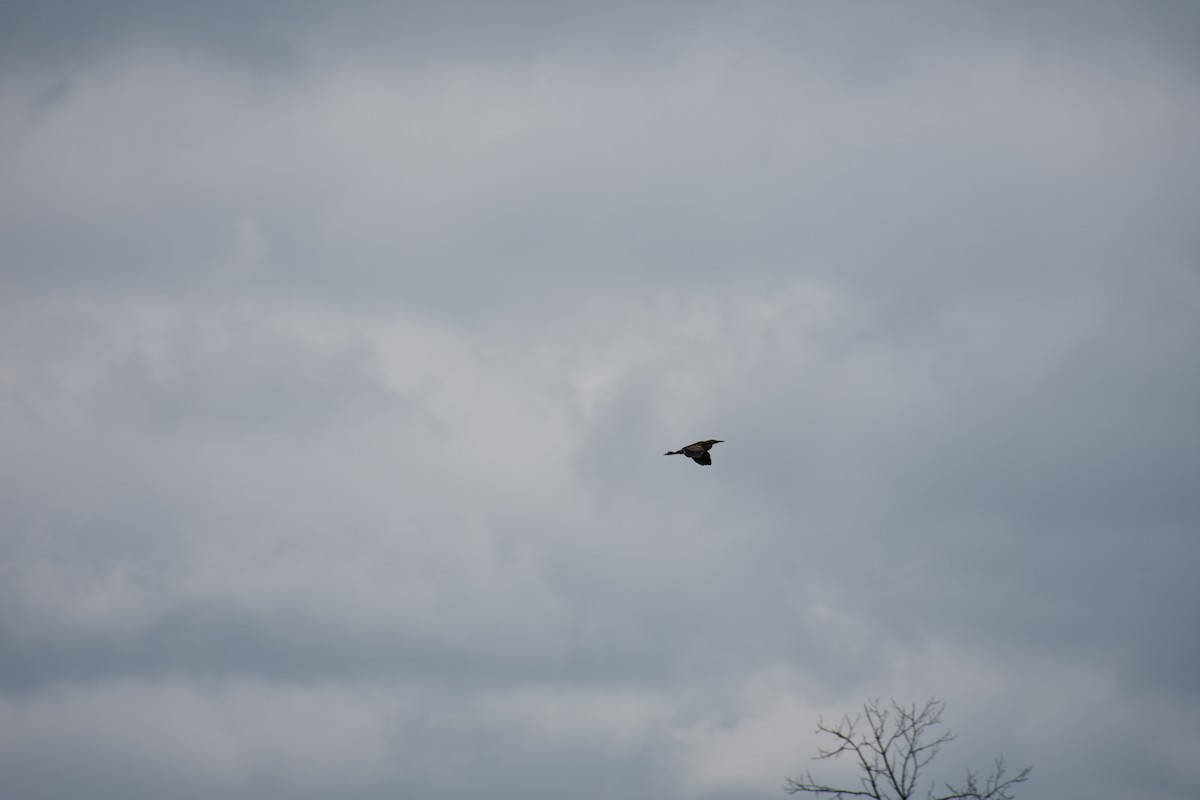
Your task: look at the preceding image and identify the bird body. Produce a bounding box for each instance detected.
[664,439,724,466]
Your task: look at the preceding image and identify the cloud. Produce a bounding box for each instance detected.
[2,2,1199,799]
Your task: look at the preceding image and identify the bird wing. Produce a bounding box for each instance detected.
[691,451,712,465]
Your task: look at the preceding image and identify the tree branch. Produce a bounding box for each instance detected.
[933,757,1031,800]
[783,700,1031,800]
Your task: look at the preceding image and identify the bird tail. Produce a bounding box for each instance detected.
[664,450,678,456]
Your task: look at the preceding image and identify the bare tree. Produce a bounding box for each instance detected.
[783,698,1030,800]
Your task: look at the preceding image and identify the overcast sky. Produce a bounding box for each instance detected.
[2,2,1199,799]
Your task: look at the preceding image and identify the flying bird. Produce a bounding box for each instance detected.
[664,439,724,466]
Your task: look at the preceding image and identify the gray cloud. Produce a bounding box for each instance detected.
[2,2,1199,799]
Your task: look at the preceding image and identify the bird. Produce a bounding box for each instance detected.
[664,439,724,466]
